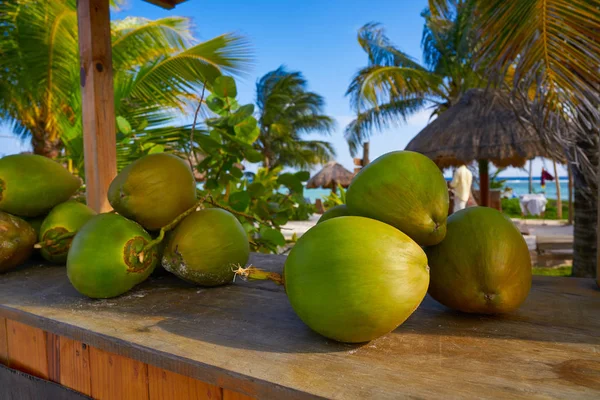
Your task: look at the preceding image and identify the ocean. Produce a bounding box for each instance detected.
[302,177,571,203]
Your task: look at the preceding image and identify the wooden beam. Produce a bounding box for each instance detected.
[77,0,117,213]
[478,159,489,207]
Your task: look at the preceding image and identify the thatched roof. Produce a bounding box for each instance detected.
[405,89,560,168]
[306,162,354,189]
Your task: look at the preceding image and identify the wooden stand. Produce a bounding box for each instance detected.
[0,254,599,399]
[77,0,118,213]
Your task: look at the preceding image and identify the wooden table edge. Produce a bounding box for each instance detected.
[0,304,323,400]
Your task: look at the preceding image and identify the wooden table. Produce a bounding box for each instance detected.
[0,254,598,399]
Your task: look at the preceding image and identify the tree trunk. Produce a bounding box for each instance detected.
[568,165,574,225]
[572,135,598,278]
[553,160,562,219]
[30,131,62,159]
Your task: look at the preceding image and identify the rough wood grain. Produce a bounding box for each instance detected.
[6,320,48,379]
[0,255,598,399]
[0,317,8,366]
[90,346,149,400]
[47,332,61,382]
[76,0,117,212]
[148,364,222,400]
[60,337,92,395]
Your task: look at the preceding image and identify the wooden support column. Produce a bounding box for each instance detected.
[478,159,489,207]
[77,0,117,213]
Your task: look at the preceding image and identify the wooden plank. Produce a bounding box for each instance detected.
[0,254,598,399]
[6,320,48,379]
[222,390,255,400]
[90,346,149,400]
[77,0,117,213]
[148,364,222,400]
[0,364,92,400]
[60,338,92,395]
[0,317,7,366]
[47,332,61,382]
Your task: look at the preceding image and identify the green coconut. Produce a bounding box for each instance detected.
[39,201,97,264]
[0,154,81,217]
[283,216,429,343]
[346,151,449,246]
[0,212,37,272]
[67,213,158,298]
[108,153,197,231]
[426,207,532,314]
[162,208,249,286]
[317,204,351,224]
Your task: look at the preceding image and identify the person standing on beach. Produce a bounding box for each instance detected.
[450,165,473,212]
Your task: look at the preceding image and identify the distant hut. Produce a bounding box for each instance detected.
[405,88,562,207]
[306,162,354,194]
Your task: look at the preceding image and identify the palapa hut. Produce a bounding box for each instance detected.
[306,161,354,193]
[405,88,561,207]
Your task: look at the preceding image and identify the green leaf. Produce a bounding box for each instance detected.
[228,104,255,126]
[273,213,289,226]
[234,117,260,144]
[277,173,303,193]
[229,191,250,211]
[116,116,132,135]
[196,134,221,152]
[206,117,229,129]
[148,144,165,154]
[259,227,286,247]
[230,166,243,179]
[294,171,310,182]
[206,94,226,113]
[205,179,219,190]
[247,182,266,198]
[212,76,237,98]
[136,119,149,131]
[245,148,264,163]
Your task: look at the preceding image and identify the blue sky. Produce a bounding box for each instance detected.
[0,0,566,177]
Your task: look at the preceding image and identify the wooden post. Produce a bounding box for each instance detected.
[553,161,562,219]
[567,164,573,225]
[478,159,489,207]
[77,0,117,213]
[528,159,534,194]
[362,142,370,166]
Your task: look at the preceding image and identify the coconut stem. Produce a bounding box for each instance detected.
[33,232,77,249]
[137,197,207,261]
[204,195,272,227]
[234,266,284,285]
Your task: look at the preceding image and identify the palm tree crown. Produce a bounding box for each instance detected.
[345,2,482,156]
[254,66,336,169]
[0,0,251,174]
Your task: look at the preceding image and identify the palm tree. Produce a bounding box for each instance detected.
[437,0,600,278]
[345,2,482,155]
[0,0,251,174]
[254,66,336,169]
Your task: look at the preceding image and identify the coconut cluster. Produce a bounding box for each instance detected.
[0,151,533,344]
[0,153,250,299]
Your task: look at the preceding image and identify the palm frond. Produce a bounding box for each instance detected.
[476,0,600,118]
[345,98,428,156]
[111,17,193,70]
[255,66,335,168]
[357,23,425,69]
